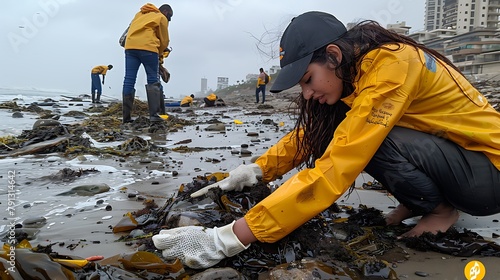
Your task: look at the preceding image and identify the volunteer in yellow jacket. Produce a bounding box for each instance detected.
[203,93,217,107]
[122,3,173,123]
[180,94,194,107]
[91,65,112,103]
[255,67,269,104]
[152,11,500,269]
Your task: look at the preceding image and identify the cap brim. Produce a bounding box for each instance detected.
[270,53,313,93]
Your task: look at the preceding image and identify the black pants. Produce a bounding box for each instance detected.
[364,126,500,216]
[204,98,215,107]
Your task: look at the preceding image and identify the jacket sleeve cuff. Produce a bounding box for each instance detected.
[214,221,250,257]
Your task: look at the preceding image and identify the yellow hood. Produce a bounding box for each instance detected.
[140,3,160,14]
[125,3,169,54]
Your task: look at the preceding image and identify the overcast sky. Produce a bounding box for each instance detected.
[1,0,425,99]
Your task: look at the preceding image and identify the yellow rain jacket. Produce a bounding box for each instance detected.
[125,3,169,54]
[206,93,217,101]
[246,43,500,243]
[91,65,109,75]
[180,95,194,106]
[257,72,269,86]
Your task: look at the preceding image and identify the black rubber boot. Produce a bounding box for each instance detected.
[91,93,96,103]
[96,94,101,104]
[145,83,163,122]
[159,90,166,115]
[122,90,135,123]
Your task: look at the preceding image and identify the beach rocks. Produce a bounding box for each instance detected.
[32,119,61,129]
[22,216,46,225]
[56,183,111,196]
[205,123,226,131]
[267,259,398,279]
[190,267,244,279]
[12,111,23,118]
[63,110,88,119]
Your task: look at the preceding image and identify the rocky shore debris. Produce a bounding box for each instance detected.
[41,167,100,183]
[0,81,499,278]
[56,183,111,196]
[0,99,196,158]
[5,172,499,279]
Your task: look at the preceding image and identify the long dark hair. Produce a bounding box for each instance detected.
[292,20,461,169]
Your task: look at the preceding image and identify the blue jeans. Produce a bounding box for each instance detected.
[122,49,159,96]
[91,73,101,94]
[256,85,266,103]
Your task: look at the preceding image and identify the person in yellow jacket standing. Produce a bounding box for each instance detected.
[151,11,500,269]
[121,3,173,123]
[255,67,270,104]
[90,65,112,103]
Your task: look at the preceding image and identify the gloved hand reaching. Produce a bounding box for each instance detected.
[190,163,263,198]
[152,221,249,269]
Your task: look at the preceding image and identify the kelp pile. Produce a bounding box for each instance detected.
[2,174,500,279]
[0,100,196,158]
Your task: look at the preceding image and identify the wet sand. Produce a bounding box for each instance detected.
[1,94,499,279]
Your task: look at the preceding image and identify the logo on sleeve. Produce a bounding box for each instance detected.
[423,52,437,73]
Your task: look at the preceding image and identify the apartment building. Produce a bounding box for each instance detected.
[425,0,443,31]
[425,0,500,33]
[407,0,500,79]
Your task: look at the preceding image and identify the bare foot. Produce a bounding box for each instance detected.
[399,202,459,238]
[385,204,415,225]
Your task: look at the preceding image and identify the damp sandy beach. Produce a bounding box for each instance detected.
[0,89,499,279]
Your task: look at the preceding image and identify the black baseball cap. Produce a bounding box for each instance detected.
[270,11,347,93]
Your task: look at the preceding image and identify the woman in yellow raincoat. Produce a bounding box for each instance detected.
[152,11,500,269]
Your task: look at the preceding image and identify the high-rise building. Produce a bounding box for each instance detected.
[442,0,458,30]
[201,78,207,94]
[425,0,442,31]
[217,77,229,90]
[426,0,500,34]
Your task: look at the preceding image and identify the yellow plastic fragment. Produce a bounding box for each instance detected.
[206,172,230,182]
[53,258,89,268]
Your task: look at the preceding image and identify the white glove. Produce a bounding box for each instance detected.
[152,221,249,269]
[190,163,262,198]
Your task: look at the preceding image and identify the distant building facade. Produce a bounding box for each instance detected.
[442,28,500,78]
[217,77,229,90]
[246,74,258,82]
[425,0,500,33]
[404,0,500,80]
[269,65,280,74]
[201,78,208,94]
[425,0,442,31]
[387,21,411,35]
